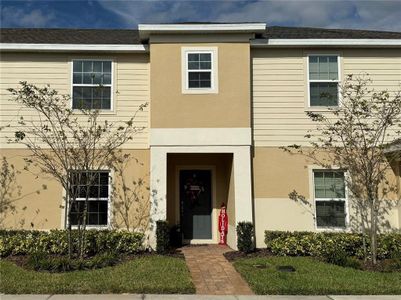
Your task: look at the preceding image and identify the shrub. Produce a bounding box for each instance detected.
[237,222,255,253]
[264,231,401,260]
[26,251,120,272]
[0,230,144,257]
[156,220,170,254]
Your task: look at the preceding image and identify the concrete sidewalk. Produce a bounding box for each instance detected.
[1,295,401,300]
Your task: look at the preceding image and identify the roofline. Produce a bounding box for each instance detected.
[0,43,148,52]
[138,23,267,40]
[251,38,401,47]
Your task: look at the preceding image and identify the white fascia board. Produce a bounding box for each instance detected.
[139,23,266,39]
[0,43,148,52]
[251,39,401,47]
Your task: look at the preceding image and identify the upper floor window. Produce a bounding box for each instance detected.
[308,55,340,107]
[313,170,347,229]
[182,47,218,94]
[72,60,112,110]
[69,170,110,227]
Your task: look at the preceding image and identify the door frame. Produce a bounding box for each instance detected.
[175,165,217,244]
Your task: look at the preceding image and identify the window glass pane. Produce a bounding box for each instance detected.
[188,53,199,62]
[73,61,83,73]
[93,73,102,85]
[83,98,92,109]
[83,61,92,72]
[93,61,102,72]
[309,56,338,80]
[73,73,82,84]
[200,62,211,69]
[310,82,338,106]
[102,73,111,85]
[83,73,92,84]
[314,171,345,199]
[188,62,199,70]
[188,71,211,88]
[199,53,211,62]
[103,61,111,73]
[316,200,346,227]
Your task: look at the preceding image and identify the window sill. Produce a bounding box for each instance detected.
[72,109,117,115]
[182,88,218,95]
[305,106,339,113]
[316,226,349,232]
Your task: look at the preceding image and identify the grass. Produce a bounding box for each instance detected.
[0,255,195,294]
[233,256,401,295]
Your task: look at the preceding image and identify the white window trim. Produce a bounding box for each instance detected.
[181,47,218,94]
[67,169,113,229]
[307,54,341,108]
[71,58,115,112]
[310,167,350,231]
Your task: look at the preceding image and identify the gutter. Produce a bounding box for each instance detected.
[0,43,149,52]
[251,39,401,47]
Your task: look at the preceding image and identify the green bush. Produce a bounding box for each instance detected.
[26,251,120,272]
[264,231,401,260]
[237,222,255,253]
[156,220,170,254]
[0,230,144,257]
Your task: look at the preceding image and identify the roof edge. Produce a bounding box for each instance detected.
[251,38,401,47]
[0,43,148,52]
[138,23,267,40]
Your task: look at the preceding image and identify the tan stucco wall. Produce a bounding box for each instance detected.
[150,40,251,128]
[166,153,234,242]
[252,147,401,248]
[0,52,150,149]
[252,48,401,147]
[0,148,150,230]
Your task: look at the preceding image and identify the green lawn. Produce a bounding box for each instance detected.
[0,255,195,294]
[233,256,401,295]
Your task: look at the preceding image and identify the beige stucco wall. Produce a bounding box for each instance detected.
[150,39,251,128]
[0,52,150,149]
[252,48,401,147]
[252,147,401,248]
[0,148,150,230]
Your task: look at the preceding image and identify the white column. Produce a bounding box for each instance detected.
[232,145,253,249]
[149,147,167,249]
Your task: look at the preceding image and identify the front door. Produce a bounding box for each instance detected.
[180,169,212,240]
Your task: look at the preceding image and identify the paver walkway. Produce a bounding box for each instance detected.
[180,244,254,295]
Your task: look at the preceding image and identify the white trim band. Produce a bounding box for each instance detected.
[139,23,266,39]
[150,128,252,146]
[251,39,401,47]
[0,43,148,52]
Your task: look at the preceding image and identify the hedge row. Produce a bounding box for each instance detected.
[265,231,401,260]
[0,229,144,257]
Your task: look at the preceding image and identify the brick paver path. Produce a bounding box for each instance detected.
[180,244,254,295]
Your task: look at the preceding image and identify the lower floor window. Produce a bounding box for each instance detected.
[69,171,109,226]
[315,200,346,228]
[314,170,347,228]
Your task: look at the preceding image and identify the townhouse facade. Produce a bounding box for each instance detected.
[0,23,400,249]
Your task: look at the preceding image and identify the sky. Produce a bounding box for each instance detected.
[1,0,401,32]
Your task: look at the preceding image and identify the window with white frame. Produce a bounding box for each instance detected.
[313,170,347,228]
[69,171,110,226]
[182,47,218,93]
[308,55,340,107]
[72,60,112,110]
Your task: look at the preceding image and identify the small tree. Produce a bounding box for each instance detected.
[284,75,401,264]
[8,82,147,258]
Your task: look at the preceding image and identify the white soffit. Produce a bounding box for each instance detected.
[251,39,401,47]
[138,23,266,39]
[0,43,148,52]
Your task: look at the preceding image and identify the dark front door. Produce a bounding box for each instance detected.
[180,169,212,240]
